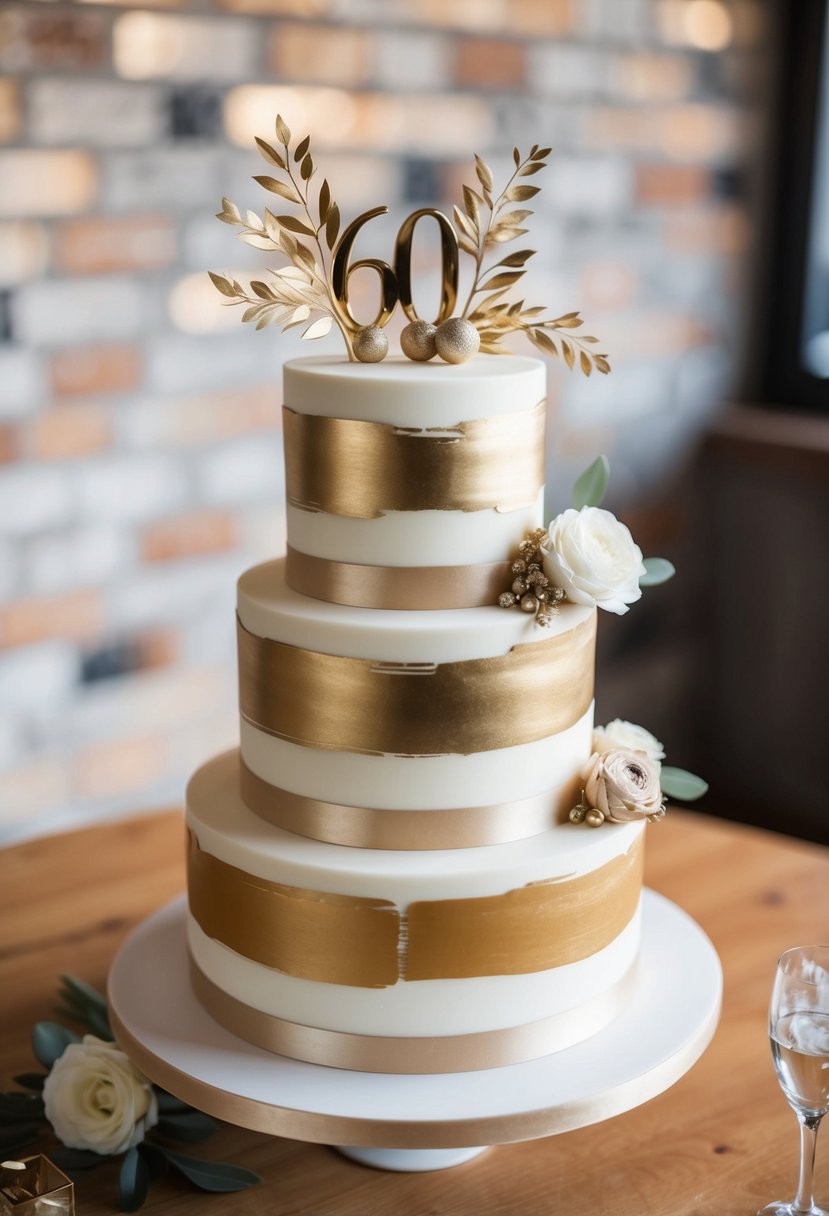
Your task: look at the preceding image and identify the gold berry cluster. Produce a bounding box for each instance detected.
[498,528,564,626]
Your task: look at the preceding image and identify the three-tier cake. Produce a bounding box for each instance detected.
[184,354,646,1074]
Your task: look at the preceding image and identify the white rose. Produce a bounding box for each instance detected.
[582,749,663,823]
[43,1035,158,1156]
[592,719,665,762]
[541,507,646,615]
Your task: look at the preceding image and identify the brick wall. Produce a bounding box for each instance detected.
[0,0,769,839]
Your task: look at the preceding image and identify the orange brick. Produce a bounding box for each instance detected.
[270,23,373,84]
[0,424,18,464]
[74,733,168,801]
[141,510,240,562]
[55,215,176,274]
[511,0,575,35]
[139,627,180,669]
[0,8,108,70]
[636,164,712,206]
[580,262,638,312]
[665,204,750,254]
[50,344,142,398]
[0,589,105,649]
[0,78,20,142]
[31,404,112,461]
[455,38,526,89]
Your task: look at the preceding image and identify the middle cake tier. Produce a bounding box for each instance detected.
[238,558,597,849]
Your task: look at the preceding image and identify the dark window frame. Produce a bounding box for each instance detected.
[761,0,829,410]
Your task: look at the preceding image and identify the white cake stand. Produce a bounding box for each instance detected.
[107,890,721,1173]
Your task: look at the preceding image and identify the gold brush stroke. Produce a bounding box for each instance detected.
[237,612,596,756]
[240,756,581,850]
[188,956,638,1074]
[405,836,644,980]
[186,830,642,986]
[187,831,399,989]
[284,545,513,610]
[282,401,545,519]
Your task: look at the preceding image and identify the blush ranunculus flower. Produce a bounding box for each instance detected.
[541,507,646,615]
[592,719,665,762]
[582,749,664,823]
[43,1035,158,1156]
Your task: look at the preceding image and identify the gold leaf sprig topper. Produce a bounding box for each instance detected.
[210,116,609,373]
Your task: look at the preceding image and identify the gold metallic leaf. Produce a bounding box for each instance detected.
[251,280,273,299]
[302,315,333,340]
[301,153,313,181]
[505,184,540,202]
[595,356,611,374]
[255,138,286,170]
[325,204,340,250]
[319,178,330,222]
[481,271,524,289]
[530,329,558,356]
[519,162,545,176]
[494,209,533,226]
[453,205,477,243]
[294,242,317,273]
[275,214,316,237]
[487,227,528,243]
[497,249,534,268]
[580,350,592,376]
[216,197,243,226]
[462,185,482,223]
[475,154,494,193]
[562,339,575,370]
[534,146,552,159]
[239,232,277,250]
[294,134,311,162]
[254,175,302,204]
[513,147,521,167]
[275,114,291,145]
[458,232,478,257]
[208,271,236,298]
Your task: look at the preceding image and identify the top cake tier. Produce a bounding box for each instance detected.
[282,355,546,610]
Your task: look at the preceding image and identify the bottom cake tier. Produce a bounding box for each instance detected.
[186,752,645,1074]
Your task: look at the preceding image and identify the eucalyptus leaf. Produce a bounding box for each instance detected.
[155,1091,192,1115]
[640,557,676,587]
[12,1073,46,1091]
[59,975,109,1015]
[118,1147,150,1213]
[572,455,610,510]
[661,767,709,801]
[138,1143,169,1182]
[32,1022,80,1070]
[50,1147,107,1171]
[162,1149,261,1193]
[156,1111,217,1143]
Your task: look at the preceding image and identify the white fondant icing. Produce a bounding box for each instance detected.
[186,753,644,901]
[240,705,594,810]
[284,355,547,427]
[187,906,641,1037]
[286,493,544,568]
[238,558,595,664]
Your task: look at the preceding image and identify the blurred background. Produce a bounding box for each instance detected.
[0,0,826,844]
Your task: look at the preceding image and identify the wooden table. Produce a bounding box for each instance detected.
[2,809,828,1216]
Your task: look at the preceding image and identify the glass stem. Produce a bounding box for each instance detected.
[793,1113,822,1213]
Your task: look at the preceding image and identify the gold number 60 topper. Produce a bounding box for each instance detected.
[211,115,610,373]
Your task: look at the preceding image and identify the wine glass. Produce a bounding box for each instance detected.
[759,945,829,1216]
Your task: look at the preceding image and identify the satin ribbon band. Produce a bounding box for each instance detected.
[284,546,513,611]
[187,830,644,988]
[283,402,545,520]
[237,613,596,757]
[189,955,639,1075]
[240,758,580,850]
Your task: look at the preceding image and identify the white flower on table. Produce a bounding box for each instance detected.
[541,506,646,615]
[43,1035,158,1155]
[592,719,665,763]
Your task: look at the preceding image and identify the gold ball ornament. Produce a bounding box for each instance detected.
[520,593,539,614]
[569,805,586,824]
[435,317,480,364]
[400,320,437,362]
[353,326,389,363]
[585,808,606,828]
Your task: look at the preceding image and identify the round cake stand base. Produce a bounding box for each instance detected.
[337,1146,489,1171]
[107,889,721,1173]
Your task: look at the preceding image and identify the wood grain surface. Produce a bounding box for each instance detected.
[1,809,828,1216]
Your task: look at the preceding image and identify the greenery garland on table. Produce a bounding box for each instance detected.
[0,976,260,1211]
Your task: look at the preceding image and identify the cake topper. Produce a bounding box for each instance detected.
[210,115,610,371]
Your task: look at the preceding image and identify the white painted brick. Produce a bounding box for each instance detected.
[182,212,264,272]
[0,641,79,712]
[74,454,189,524]
[0,539,19,603]
[0,150,98,218]
[114,12,259,81]
[102,148,219,213]
[108,556,240,632]
[375,31,451,90]
[0,758,71,835]
[24,525,133,595]
[197,435,284,505]
[0,466,73,536]
[0,349,42,419]
[0,713,24,770]
[14,277,146,347]
[544,157,633,216]
[528,45,614,98]
[28,79,166,147]
[578,0,653,42]
[146,333,275,395]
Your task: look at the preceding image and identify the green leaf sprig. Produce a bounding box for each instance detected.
[454,147,610,375]
[2,976,260,1211]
